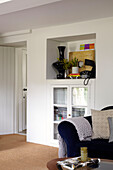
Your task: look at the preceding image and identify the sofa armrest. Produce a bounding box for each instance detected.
[58,121,80,142]
[58,116,92,144]
[58,121,80,157]
[58,116,92,157]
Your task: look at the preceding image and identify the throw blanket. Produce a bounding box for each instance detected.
[64,117,92,141]
[58,134,67,158]
[58,117,92,158]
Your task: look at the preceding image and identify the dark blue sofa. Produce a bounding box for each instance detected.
[58,106,113,160]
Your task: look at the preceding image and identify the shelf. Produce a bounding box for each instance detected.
[53,120,61,124]
[53,104,67,107]
[72,105,87,108]
[47,79,95,86]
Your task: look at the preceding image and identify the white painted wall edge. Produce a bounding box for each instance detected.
[0,29,32,38]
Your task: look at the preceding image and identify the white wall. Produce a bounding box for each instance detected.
[46,40,59,79]
[0,47,15,134]
[27,17,113,146]
[0,17,113,146]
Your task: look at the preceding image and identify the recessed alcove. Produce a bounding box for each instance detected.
[46,33,96,79]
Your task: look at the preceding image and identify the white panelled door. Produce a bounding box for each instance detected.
[22,49,27,130]
[0,46,15,134]
[15,48,27,133]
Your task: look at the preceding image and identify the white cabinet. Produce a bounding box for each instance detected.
[51,81,94,143]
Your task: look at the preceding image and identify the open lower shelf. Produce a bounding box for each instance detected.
[53,121,61,124]
[53,104,67,107]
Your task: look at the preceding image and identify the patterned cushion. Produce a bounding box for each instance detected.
[91,109,113,139]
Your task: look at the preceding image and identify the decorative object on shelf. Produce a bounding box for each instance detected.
[63,58,71,78]
[70,57,79,74]
[63,58,71,70]
[80,44,85,50]
[64,70,68,79]
[72,67,79,74]
[52,46,71,79]
[78,60,84,68]
[57,58,71,78]
[89,43,95,49]
[80,59,96,78]
[68,73,80,79]
[69,50,95,74]
[52,46,66,79]
[80,59,96,85]
[80,43,95,50]
[85,44,89,50]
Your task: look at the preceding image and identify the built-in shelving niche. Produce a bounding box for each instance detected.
[46,33,96,79]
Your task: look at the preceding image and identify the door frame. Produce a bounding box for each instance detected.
[14,47,27,133]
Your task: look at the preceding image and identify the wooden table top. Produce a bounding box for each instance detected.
[47,158,113,170]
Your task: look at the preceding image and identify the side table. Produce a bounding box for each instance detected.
[47,158,113,170]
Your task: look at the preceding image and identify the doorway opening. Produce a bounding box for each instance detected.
[0,41,27,135]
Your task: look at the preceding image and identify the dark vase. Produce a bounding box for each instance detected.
[52,46,65,79]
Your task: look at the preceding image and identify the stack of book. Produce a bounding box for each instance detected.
[68,73,80,79]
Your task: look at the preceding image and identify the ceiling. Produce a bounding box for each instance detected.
[0,0,113,34]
